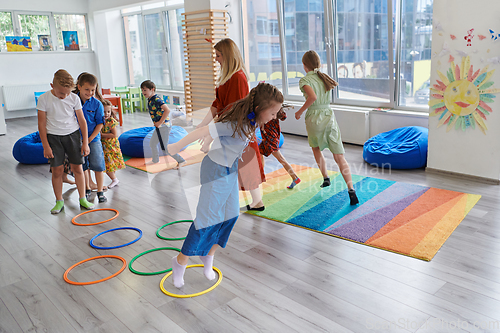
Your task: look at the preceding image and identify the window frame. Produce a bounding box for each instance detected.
[2,10,91,52]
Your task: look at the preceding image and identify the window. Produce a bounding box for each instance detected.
[243,0,433,112]
[0,11,89,52]
[124,14,148,85]
[17,14,50,49]
[282,0,325,96]
[123,4,186,90]
[54,14,89,50]
[398,0,433,109]
[0,12,14,51]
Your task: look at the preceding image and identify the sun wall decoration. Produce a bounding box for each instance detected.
[429,55,499,134]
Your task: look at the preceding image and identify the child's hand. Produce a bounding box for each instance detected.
[295,110,303,120]
[154,121,162,128]
[168,142,180,155]
[82,144,90,157]
[200,136,213,153]
[43,146,54,159]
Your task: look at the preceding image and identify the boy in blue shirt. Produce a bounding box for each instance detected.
[140,80,186,168]
[74,73,107,203]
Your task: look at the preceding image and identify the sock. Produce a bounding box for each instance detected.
[50,200,64,214]
[171,256,186,288]
[320,177,331,188]
[79,197,95,210]
[287,177,301,189]
[348,188,359,205]
[199,255,216,280]
[108,178,120,188]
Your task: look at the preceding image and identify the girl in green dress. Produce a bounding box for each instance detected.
[295,50,359,205]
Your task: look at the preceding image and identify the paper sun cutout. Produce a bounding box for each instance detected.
[429,56,499,134]
[450,34,456,40]
[478,35,486,40]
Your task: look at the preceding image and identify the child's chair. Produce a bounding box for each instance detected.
[101,88,111,95]
[122,87,143,113]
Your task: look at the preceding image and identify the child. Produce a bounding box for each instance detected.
[140,80,186,169]
[259,104,301,189]
[295,50,359,205]
[74,72,107,203]
[37,69,94,213]
[100,100,125,188]
[167,83,283,288]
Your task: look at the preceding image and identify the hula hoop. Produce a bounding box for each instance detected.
[72,208,119,226]
[90,227,143,250]
[64,255,126,285]
[159,264,223,298]
[129,247,181,275]
[156,220,193,241]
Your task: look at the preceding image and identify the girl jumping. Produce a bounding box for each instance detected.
[295,50,359,205]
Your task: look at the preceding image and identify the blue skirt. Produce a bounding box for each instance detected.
[181,155,240,256]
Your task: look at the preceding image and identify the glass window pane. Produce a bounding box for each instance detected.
[0,12,14,51]
[54,14,89,49]
[284,1,326,96]
[246,0,283,90]
[18,14,50,50]
[124,15,148,86]
[336,0,391,103]
[167,8,186,89]
[144,13,171,88]
[399,0,433,109]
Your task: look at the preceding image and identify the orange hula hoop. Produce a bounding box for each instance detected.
[63,255,126,285]
[71,208,120,226]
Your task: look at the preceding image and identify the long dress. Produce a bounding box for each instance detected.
[212,69,266,190]
[101,117,126,172]
[299,71,345,154]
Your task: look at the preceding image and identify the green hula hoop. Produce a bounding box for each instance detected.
[129,247,181,275]
[156,220,193,241]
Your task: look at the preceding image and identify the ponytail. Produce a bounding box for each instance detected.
[302,51,338,92]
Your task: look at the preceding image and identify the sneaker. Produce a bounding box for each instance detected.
[320,177,331,188]
[97,192,107,203]
[348,189,359,205]
[79,198,95,210]
[85,189,92,200]
[287,177,301,189]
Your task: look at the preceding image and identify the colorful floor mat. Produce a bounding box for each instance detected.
[123,142,206,173]
[242,164,481,261]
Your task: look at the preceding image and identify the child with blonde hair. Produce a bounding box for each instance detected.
[168,83,283,288]
[295,50,359,205]
[101,100,125,188]
[37,69,94,213]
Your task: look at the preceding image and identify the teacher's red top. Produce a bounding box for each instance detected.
[212,70,249,117]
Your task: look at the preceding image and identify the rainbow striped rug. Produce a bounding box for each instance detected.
[243,164,481,261]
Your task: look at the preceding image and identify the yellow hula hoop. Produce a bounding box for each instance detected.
[159,264,223,298]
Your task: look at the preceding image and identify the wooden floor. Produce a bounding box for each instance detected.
[1,112,500,333]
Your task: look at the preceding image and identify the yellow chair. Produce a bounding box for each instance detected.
[257,72,268,81]
[270,72,282,80]
[112,86,129,112]
[249,73,256,82]
[122,87,143,113]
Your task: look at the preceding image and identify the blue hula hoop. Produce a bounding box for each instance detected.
[90,227,143,250]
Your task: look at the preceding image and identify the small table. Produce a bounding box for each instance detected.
[102,94,123,126]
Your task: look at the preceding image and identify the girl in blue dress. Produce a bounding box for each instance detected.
[167,83,283,288]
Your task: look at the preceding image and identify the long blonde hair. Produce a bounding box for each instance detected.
[215,38,249,87]
[302,50,338,92]
[217,82,283,140]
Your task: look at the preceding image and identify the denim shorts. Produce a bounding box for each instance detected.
[83,140,106,172]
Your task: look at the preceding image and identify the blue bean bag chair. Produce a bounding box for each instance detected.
[255,127,285,148]
[13,131,48,164]
[119,126,188,158]
[363,126,428,169]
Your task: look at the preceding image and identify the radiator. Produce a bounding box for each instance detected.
[280,105,370,145]
[2,84,51,111]
[333,108,370,145]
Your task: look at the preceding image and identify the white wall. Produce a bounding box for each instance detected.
[0,0,87,12]
[427,0,500,181]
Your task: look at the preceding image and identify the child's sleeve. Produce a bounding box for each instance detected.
[74,96,82,110]
[208,121,235,140]
[96,101,105,125]
[278,109,287,121]
[36,94,47,111]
